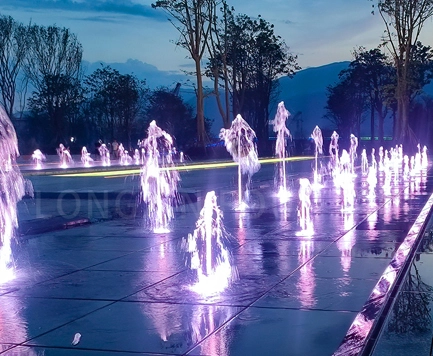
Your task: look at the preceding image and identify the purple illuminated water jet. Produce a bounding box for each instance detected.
[57,143,73,168]
[31,149,46,169]
[311,126,323,187]
[219,114,260,210]
[98,143,110,166]
[140,120,180,233]
[0,106,27,283]
[81,146,93,167]
[329,131,340,173]
[270,101,291,200]
[349,134,358,174]
[184,191,237,295]
[297,178,313,233]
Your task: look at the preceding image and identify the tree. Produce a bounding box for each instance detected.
[350,47,395,143]
[84,65,148,148]
[207,9,299,149]
[407,42,433,101]
[325,72,367,138]
[371,0,433,146]
[206,0,232,129]
[23,24,83,146]
[144,88,210,148]
[152,0,217,147]
[27,74,84,147]
[24,24,83,92]
[0,15,29,118]
[237,15,299,147]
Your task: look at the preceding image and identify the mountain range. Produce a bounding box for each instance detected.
[83,59,433,139]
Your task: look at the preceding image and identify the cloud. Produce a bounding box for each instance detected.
[0,0,166,21]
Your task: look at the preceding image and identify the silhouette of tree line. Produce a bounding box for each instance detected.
[2,0,433,155]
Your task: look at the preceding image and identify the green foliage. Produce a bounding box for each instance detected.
[84,65,148,148]
[207,6,299,145]
[369,0,433,144]
[325,74,367,138]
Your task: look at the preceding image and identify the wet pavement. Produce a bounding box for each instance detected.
[1,157,432,355]
[371,217,433,355]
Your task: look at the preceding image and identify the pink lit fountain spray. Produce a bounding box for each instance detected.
[31,149,46,170]
[270,101,292,201]
[81,146,93,167]
[140,120,180,233]
[184,191,237,295]
[0,106,26,283]
[311,126,323,188]
[219,114,260,210]
[297,178,313,234]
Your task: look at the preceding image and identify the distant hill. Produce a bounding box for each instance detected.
[274,61,350,138]
[83,59,433,139]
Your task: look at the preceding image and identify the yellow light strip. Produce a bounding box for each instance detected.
[51,156,313,178]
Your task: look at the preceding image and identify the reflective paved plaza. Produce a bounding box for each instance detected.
[0,157,432,355]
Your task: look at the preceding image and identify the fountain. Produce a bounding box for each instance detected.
[219,114,260,210]
[270,101,291,201]
[0,105,27,283]
[119,144,132,165]
[183,191,237,295]
[378,146,384,171]
[81,146,93,167]
[133,149,140,165]
[98,143,110,166]
[337,150,356,210]
[31,149,46,169]
[371,148,377,170]
[140,120,180,232]
[422,146,428,168]
[56,143,73,168]
[311,126,323,187]
[361,149,368,175]
[329,131,339,173]
[349,134,358,174]
[297,178,313,233]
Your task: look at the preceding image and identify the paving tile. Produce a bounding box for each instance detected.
[2,160,429,356]
[0,295,109,346]
[24,301,241,355]
[254,273,378,312]
[187,307,358,356]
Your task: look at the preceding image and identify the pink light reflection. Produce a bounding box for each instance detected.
[297,240,316,308]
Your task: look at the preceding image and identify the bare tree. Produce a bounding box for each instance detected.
[24,24,83,145]
[24,24,83,92]
[0,15,29,119]
[371,0,433,146]
[152,0,217,147]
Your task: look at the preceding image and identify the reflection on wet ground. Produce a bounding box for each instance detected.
[0,160,431,355]
[372,228,433,355]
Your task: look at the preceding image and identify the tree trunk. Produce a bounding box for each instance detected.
[195,58,206,148]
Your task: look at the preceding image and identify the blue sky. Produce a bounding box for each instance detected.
[1,0,433,74]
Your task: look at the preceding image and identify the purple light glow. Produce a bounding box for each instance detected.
[184,191,237,296]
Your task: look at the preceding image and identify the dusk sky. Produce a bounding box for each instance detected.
[1,0,433,74]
